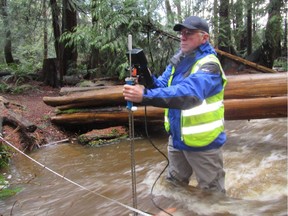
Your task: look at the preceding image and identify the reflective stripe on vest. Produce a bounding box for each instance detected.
[164,54,227,147]
[164,66,176,132]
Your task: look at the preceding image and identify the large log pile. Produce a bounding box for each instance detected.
[43,73,287,127]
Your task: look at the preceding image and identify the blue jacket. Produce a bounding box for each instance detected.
[142,42,226,151]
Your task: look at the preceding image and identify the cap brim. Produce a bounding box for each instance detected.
[173,24,198,31]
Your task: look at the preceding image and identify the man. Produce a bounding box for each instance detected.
[123,16,227,193]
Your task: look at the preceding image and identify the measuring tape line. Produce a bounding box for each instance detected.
[0,135,152,216]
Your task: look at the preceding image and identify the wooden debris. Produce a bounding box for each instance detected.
[42,73,287,128]
[49,96,287,125]
[0,96,39,151]
[224,72,287,99]
[59,86,109,95]
[77,126,128,146]
[43,85,123,107]
[43,73,287,109]
[0,96,37,132]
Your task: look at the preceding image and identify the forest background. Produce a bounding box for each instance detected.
[0,0,286,90]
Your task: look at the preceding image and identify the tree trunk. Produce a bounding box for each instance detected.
[246,0,284,68]
[165,0,174,26]
[49,0,61,59]
[247,0,252,55]
[0,0,14,64]
[218,0,231,53]
[173,0,182,23]
[43,0,48,59]
[283,1,287,57]
[212,0,219,47]
[42,58,58,87]
[46,0,61,87]
[86,0,101,78]
[233,0,246,54]
[59,0,78,82]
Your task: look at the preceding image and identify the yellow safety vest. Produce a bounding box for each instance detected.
[164,54,227,147]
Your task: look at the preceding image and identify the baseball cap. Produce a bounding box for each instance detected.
[173,16,209,34]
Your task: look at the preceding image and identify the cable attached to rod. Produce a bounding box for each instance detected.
[143,106,173,216]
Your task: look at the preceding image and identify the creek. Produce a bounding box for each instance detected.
[0,118,287,216]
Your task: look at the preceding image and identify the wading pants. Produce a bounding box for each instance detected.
[167,136,226,193]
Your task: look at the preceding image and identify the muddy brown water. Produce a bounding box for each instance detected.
[0,118,287,216]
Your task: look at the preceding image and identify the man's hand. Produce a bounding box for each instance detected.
[123,84,145,103]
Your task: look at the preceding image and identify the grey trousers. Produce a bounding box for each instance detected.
[167,136,226,193]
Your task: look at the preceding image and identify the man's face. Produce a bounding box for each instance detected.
[179,28,209,54]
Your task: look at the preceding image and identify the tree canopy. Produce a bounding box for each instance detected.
[0,0,286,85]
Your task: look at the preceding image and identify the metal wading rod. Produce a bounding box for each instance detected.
[0,135,151,216]
[129,110,137,215]
[127,34,138,216]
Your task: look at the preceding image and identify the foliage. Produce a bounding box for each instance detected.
[0,61,38,94]
[0,175,21,199]
[0,0,54,64]
[0,143,10,169]
[59,0,179,78]
[56,108,83,115]
[0,81,35,94]
[0,142,21,199]
[273,58,288,71]
[0,61,39,81]
[0,0,286,81]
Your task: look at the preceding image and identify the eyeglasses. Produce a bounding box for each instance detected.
[179,29,205,37]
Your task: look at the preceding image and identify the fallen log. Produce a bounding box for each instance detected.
[43,72,288,109]
[50,96,287,125]
[0,96,39,151]
[224,72,287,99]
[59,86,109,95]
[43,85,123,107]
[0,96,37,132]
[224,96,287,120]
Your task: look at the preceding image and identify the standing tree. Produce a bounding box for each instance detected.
[43,0,48,59]
[218,0,236,54]
[50,0,61,60]
[43,0,78,87]
[0,0,14,64]
[212,0,219,47]
[246,0,252,55]
[173,0,182,23]
[246,0,284,68]
[59,0,78,81]
[165,0,174,28]
[232,0,246,55]
[41,0,61,87]
[283,0,287,57]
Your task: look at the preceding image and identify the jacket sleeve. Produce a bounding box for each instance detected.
[142,63,224,109]
[149,64,173,88]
